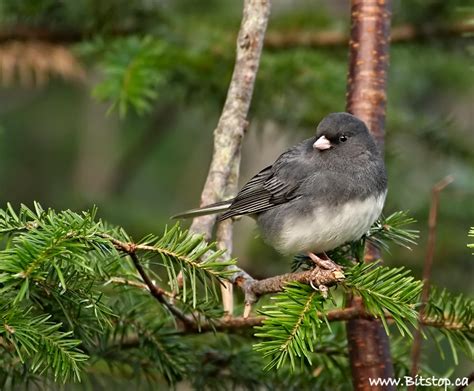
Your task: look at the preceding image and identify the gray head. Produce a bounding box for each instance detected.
[312,112,378,157]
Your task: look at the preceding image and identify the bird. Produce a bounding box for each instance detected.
[173,112,387,270]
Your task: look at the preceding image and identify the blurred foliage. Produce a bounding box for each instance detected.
[0,0,473,389]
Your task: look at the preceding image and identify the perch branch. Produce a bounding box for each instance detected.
[409,175,453,386]
[234,267,344,305]
[102,232,472,336]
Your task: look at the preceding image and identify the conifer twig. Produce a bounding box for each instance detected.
[104,235,195,328]
[410,175,453,386]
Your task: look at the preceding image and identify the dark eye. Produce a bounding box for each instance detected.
[339,135,347,142]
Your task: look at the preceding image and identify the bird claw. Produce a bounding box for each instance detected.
[308,252,345,297]
[309,278,329,299]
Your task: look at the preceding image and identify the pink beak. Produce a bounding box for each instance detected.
[313,135,331,150]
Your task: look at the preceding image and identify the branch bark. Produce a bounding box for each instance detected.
[344,1,395,390]
[215,156,241,315]
[196,309,470,333]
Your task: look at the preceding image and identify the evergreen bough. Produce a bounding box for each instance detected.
[0,203,472,389]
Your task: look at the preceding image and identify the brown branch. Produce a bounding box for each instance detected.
[236,267,345,304]
[344,1,395,390]
[206,309,471,332]
[264,21,474,49]
[189,0,271,240]
[409,175,453,387]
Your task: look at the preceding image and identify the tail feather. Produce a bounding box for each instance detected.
[171,199,233,220]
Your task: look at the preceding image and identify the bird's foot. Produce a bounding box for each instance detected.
[307,252,345,297]
[307,252,343,273]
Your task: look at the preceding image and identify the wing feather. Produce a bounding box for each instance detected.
[218,164,301,220]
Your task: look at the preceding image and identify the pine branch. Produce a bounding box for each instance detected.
[92,36,167,117]
[423,287,474,363]
[1,21,471,48]
[344,262,423,336]
[93,297,192,385]
[102,224,236,308]
[0,305,88,383]
[264,21,474,49]
[367,211,419,252]
[254,283,330,371]
[0,203,237,384]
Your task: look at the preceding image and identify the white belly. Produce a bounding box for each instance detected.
[275,192,386,254]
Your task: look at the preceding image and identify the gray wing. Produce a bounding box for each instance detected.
[218,144,310,221]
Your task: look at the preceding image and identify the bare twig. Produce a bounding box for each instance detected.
[409,175,453,387]
[189,0,271,240]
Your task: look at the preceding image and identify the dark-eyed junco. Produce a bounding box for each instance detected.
[174,113,387,267]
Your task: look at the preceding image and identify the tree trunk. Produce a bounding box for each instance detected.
[345,1,395,390]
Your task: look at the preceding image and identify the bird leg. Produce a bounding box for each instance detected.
[308,252,343,272]
[307,252,344,298]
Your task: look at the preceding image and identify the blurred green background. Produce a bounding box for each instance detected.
[0,0,472,379]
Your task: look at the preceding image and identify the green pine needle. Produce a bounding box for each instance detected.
[367,211,419,252]
[0,306,88,383]
[424,287,474,363]
[344,262,423,336]
[93,36,167,117]
[254,283,330,371]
